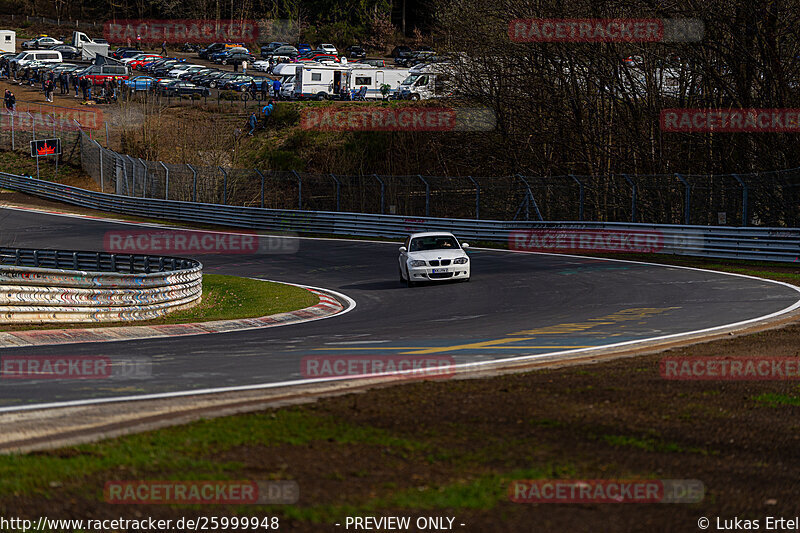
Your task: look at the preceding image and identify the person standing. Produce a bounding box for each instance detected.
[260,78,269,101]
[247,111,257,136]
[161,40,167,56]
[4,89,14,112]
[72,73,79,98]
[44,78,54,102]
[242,59,247,74]
[272,78,281,100]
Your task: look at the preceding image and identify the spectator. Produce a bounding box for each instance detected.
[44,78,54,102]
[260,78,269,100]
[247,112,257,136]
[161,41,167,56]
[272,78,281,100]
[4,89,14,112]
[110,78,118,101]
[242,59,247,74]
[72,74,79,98]
[249,80,258,99]
[261,99,274,126]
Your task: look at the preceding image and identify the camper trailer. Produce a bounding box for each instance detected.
[293,63,350,100]
[0,30,15,54]
[395,62,456,100]
[344,67,409,99]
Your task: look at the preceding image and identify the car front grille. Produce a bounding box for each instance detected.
[441,259,451,266]
[429,260,439,266]
[429,272,454,279]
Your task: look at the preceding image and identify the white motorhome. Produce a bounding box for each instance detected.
[272,63,296,98]
[345,67,410,99]
[0,30,15,54]
[395,62,455,100]
[293,63,350,100]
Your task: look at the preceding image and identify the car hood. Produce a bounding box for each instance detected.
[407,249,467,261]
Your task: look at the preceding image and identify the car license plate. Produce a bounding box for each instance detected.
[431,268,449,273]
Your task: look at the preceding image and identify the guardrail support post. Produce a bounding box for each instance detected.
[732,174,749,226]
[466,176,480,219]
[219,166,228,205]
[417,175,431,217]
[292,170,302,209]
[515,175,544,221]
[623,174,637,223]
[160,161,169,200]
[373,174,385,214]
[675,173,691,225]
[254,169,265,208]
[329,173,341,211]
[187,164,197,203]
[569,174,584,221]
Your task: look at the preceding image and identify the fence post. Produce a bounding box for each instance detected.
[138,158,147,198]
[292,170,302,209]
[329,173,341,211]
[187,164,197,203]
[466,176,480,219]
[98,145,103,193]
[160,161,169,200]
[569,174,584,221]
[219,166,227,204]
[622,174,638,223]
[29,112,35,141]
[373,174,385,214]
[120,155,129,196]
[515,175,544,221]
[417,175,430,217]
[10,113,13,150]
[674,173,691,225]
[732,174,749,226]
[254,169,265,208]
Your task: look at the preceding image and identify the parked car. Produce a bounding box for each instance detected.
[263,45,298,59]
[49,45,79,59]
[296,52,340,63]
[78,63,130,85]
[221,74,254,90]
[344,45,366,59]
[124,75,156,91]
[167,64,205,77]
[160,80,210,97]
[216,51,255,66]
[297,43,312,54]
[353,58,386,67]
[205,72,240,88]
[391,45,413,59]
[111,47,142,59]
[397,50,436,67]
[179,67,214,80]
[179,43,201,53]
[199,42,244,59]
[260,41,289,58]
[125,54,163,69]
[22,36,63,49]
[12,50,62,69]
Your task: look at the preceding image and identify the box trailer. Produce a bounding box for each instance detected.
[0,30,15,54]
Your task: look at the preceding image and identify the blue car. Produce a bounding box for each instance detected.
[125,76,156,91]
[297,43,311,54]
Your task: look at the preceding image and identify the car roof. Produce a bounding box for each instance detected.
[408,232,457,239]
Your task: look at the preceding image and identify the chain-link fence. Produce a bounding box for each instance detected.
[0,108,84,176]
[76,130,800,226]
[0,118,789,226]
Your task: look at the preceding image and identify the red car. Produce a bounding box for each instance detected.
[296,52,340,63]
[78,64,130,86]
[127,54,163,70]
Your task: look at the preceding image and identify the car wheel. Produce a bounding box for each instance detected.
[315,93,326,101]
[410,94,420,101]
[209,81,216,88]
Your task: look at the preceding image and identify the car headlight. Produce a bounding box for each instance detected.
[409,260,427,267]
[454,257,468,264]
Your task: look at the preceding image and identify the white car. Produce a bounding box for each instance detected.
[398,232,470,286]
[317,43,338,55]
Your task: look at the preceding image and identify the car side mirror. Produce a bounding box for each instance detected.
[461,243,470,249]
[399,246,407,253]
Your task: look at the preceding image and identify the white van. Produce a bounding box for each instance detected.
[345,67,410,99]
[395,62,455,100]
[13,50,62,69]
[293,64,350,100]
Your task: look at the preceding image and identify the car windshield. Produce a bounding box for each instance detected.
[401,74,420,86]
[409,236,459,252]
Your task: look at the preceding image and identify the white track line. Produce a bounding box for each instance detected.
[0,206,799,414]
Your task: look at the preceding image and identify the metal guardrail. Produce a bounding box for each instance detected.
[0,172,798,263]
[0,245,202,324]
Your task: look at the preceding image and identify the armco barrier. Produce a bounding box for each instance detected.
[0,173,798,263]
[0,247,202,324]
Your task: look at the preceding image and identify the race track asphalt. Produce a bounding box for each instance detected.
[1,206,799,409]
